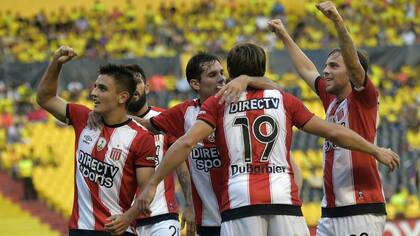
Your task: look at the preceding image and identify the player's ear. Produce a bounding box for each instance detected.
[189,79,200,91]
[118,91,130,105]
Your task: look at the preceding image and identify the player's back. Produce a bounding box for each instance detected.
[198,89,314,221]
[135,106,178,225]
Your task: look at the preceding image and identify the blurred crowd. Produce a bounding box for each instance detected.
[0,0,418,63]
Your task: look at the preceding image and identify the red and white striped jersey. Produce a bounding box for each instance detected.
[197,89,314,221]
[315,77,386,217]
[136,106,178,225]
[151,99,222,227]
[66,104,156,233]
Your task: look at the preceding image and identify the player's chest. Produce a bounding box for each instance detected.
[77,127,134,164]
[326,100,349,126]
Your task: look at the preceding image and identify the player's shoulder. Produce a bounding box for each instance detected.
[168,98,200,113]
[150,106,166,113]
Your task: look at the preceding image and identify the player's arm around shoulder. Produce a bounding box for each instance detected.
[36,46,77,123]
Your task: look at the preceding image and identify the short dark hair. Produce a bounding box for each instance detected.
[227,43,266,79]
[98,64,137,104]
[327,48,369,73]
[124,64,147,83]
[186,52,221,83]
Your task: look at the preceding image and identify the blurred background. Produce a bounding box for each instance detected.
[0,0,418,235]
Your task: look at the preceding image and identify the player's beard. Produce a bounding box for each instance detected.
[127,91,147,113]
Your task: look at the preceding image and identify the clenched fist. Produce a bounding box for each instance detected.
[53,46,77,64]
[316,1,343,22]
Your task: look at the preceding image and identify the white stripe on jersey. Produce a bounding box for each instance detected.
[321,99,356,207]
[100,127,137,216]
[263,90,292,205]
[184,106,221,226]
[76,128,101,229]
[224,92,250,207]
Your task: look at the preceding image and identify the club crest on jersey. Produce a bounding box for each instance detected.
[207,132,215,143]
[110,148,122,161]
[97,137,107,151]
[336,108,344,122]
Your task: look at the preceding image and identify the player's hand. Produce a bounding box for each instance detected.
[104,214,130,235]
[374,147,400,172]
[316,1,342,22]
[267,19,287,38]
[87,111,103,130]
[181,205,196,236]
[215,75,249,104]
[136,182,157,216]
[53,46,77,64]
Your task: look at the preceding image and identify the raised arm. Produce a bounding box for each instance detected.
[316,1,366,88]
[176,162,196,236]
[36,46,77,123]
[301,116,400,171]
[268,19,320,92]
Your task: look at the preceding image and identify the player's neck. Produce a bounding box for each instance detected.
[134,103,150,118]
[102,107,129,126]
[335,85,352,102]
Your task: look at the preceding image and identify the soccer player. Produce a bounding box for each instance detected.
[268,1,395,235]
[36,46,156,236]
[136,52,287,236]
[136,43,399,236]
[103,64,195,236]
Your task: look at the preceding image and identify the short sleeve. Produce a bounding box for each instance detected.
[196,96,219,129]
[315,76,335,111]
[351,77,378,108]
[150,103,185,138]
[134,131,157,168]
[67,103,91,130]
[283,92,315,128]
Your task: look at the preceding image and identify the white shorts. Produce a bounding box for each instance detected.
[221,215,309,236]
[136,219,180,236]
[316,214,386,236]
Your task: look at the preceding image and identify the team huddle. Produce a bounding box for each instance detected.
[36,2,400,236]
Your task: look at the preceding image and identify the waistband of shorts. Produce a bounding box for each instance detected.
[196,226,221,236]
[136,213,179,227]
[321,203,387,218]
[221,204,302,222]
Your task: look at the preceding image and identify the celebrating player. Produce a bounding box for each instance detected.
[268,1,399,235]
[36,46,156,236]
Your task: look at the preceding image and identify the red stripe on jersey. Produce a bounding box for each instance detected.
[247,91,271,204]
[324,151,336,207]
[69,128,82,229]
[211,108,230,211]
[323,102,340,208]
[162,133,178,214]
[348,99,384,204]
[282,91,300,205]
[164,173,177,212]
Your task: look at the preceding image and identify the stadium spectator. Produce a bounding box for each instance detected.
[18,148,37,201]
